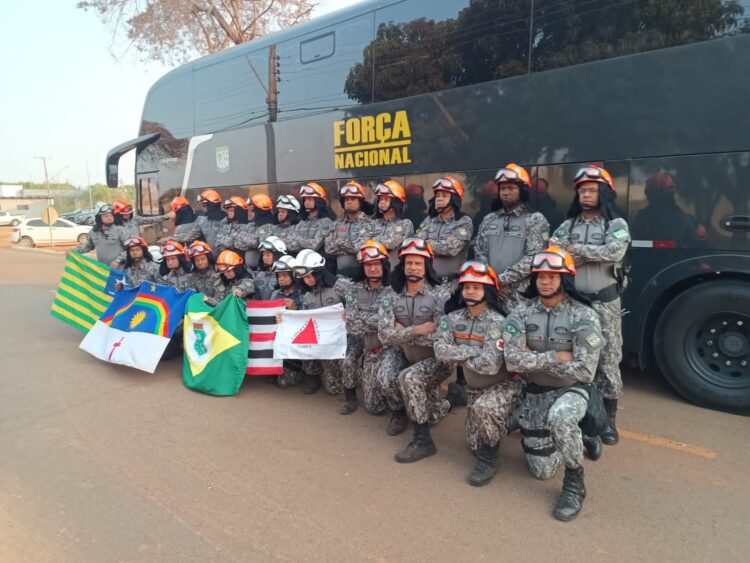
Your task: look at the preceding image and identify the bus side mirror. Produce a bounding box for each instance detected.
[107,164,119,188]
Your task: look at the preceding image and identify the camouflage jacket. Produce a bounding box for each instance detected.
[234,222,274,269]
[301,276,354,310]
[252,270,278,300]
[345,281,394,351]
[325,213,373,270]
[160,268,195,293]
[173,216,224,251]
[270,286,304,310]
[214,220,245,252]
[474,205,550,290]
[123,260,161,288]
[207,274,255,306]
[75,225,129,266]
[286,215,333,253]
[121,215,167,238]
[360,216,414,267]
[503,296,602,388]
[416,212,474,278]
[190,268,223,298]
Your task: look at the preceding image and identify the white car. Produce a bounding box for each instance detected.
[0,211,26,226]
[12,217,92,247]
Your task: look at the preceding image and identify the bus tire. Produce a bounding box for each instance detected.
[655,281,750,413]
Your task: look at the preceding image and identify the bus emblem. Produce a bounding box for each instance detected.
[216,146,230,174]
[333,110,412,170]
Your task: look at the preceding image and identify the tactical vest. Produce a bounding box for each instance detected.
[524,307,578,388]
[356,284,387,350]
[483,211,527,275]
[452,314,512,389]
[393,291,438,363]
[90,227,126,266]
[334,219,367,271]
[304,286,341,310]
[569,218,617,293]
[424,218,468,278]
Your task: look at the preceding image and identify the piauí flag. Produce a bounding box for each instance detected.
[79,282,195,373]
[273,303,346,360]
[50,251,128,332]
[182,294,249,396]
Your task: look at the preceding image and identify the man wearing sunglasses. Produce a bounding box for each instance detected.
[551,165,630,447]
[286,182,337,255]
[324,181,374,275]
[434,261,524,486]
[361,180,414,270]
[504,245,603,521]
[415,176,474,279]
[377,237,455,461]
[474,163,550,305]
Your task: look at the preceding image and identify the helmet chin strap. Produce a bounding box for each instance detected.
[464,297,486,306]
[406,274,424,282]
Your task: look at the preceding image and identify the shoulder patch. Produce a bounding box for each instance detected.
[382,297,392,310]
[505,321,520,336]
[394,224,404,233]
[496,338,505,351]
[438,318,450,331]
[457,227,469,237]
[488,325,502,340]
[345,292,354,303]
[612,228,628,240]
[586,332,602,348]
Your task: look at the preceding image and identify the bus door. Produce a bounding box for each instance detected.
[136,173,165,243]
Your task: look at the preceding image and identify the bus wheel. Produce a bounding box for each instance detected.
[655,281,750,413]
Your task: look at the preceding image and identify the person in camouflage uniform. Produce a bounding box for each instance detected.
[270,255,304,388]
[171,189,226,251]
[205,250,255,306]
[295,249,354,396]
[286,183,336,254]
[234,193,275,270]
[361,180,414,270]
[73,204,129,267]
[270,195,301,243]
[113,199,169,238]
[116,236,161,289]
[504,245,603,521]
[551,165,630,447]
[340,240,394,415]
[169,197,198,244]
[253,235,287,300]
[186,241,223,300]
[416,176,474,279]
[324,181,374,276]
[214,196,249,253]
[158,241,195,292]
[434,260,524,486]
[376,237,454,462]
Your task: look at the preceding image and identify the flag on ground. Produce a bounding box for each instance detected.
[80,282,195,373]
[183,294,249,396]
[50,251,128,332]
[273,303,346,360]
[246,299,285,376]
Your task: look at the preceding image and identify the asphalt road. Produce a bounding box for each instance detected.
[1,247,748,562]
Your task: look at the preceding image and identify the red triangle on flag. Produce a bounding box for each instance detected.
[292,318,318,345]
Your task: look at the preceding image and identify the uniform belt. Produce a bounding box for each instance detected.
[580,283,619,303]
[520,428,551,438]
[522,443,557,457]
[525,383,560,394]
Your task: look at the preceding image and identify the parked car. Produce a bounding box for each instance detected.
[11,217,92,247]
[0,210,26,226]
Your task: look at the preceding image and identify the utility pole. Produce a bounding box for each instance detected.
[34,156,55,248]
[86,161,93,209]
[268,44,278,122]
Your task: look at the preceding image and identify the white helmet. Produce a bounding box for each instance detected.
[148,245,163,263]
[276,194,301,213]
[259,235,287,254]
[294,249,325,278]
[271,254,296,273]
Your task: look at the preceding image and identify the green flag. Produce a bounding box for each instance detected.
[182,294,249,396]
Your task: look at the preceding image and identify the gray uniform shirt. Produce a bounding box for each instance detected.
[75,225,129,266]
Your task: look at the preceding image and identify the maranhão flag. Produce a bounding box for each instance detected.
[79,282,195,373]
[246,299,285,376]
[273,303,346,360]
[183,294,249,396]
[50,251,128,332]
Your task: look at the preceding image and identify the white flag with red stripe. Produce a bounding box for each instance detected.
[246,299,285,376]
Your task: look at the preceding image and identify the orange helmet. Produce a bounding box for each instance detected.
[494,163,532,189]
[339,181,366,199]
[398,237,434,261]
[161,241,187,259]
[299,182,328,202]
[216,250,244,272]
[375,180,406,203]
[198,189,222,204]
[248,193,273,211]
[113,199,133,215]
[574,165,615,191]
[458,261,500,290]
[171,196,190,212]
[223,196,248,210]
[645,171,675,196]
[531,245,576,276]
[432,176,465,200]
[187,240,213,259]
[123,235,148,250]
[358,240,389,263]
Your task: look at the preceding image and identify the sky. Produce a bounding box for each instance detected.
[0,0,361,187]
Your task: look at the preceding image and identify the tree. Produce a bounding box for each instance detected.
[78,0,317,64]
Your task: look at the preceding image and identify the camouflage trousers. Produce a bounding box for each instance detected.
[399,358,453,425]
[277,359,304,388]
[376,347,409,412]
[342,343,388,415]
[465,379,524,450]
[519,386,588,480]
[302,359,343,395]
[592,298,623,399]
[341,335,365,389]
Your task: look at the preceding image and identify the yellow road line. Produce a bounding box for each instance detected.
[620,429,717,460]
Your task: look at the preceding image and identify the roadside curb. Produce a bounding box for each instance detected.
[8,245,68,257]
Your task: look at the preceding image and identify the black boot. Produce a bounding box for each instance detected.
[446,382,467,409]
[340,387,358,415]
[394,422,436,463]
[467,444,499,487]
[303,372,322,394]
[601,399,619,445]
[583,435,602,461]
[386,410,408,436]
[553,466,586,521]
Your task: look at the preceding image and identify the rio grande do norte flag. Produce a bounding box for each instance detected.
[182,294,249,396]
[79,282,194,373]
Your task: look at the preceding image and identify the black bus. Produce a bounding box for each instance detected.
[105,0,750,412]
